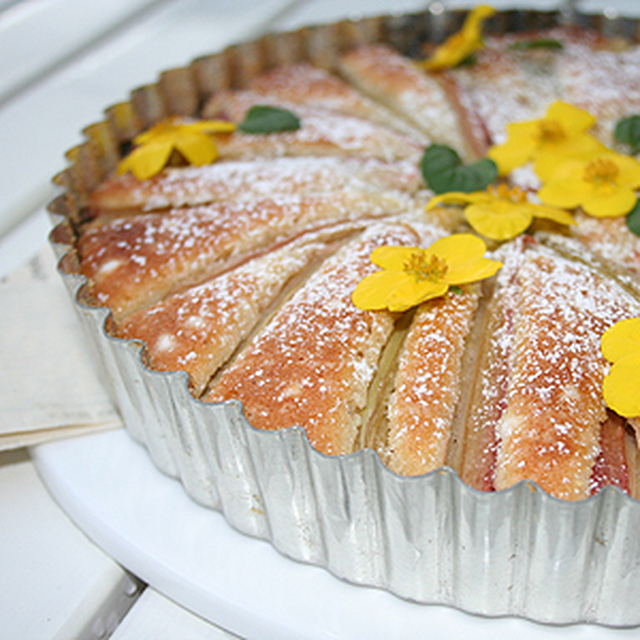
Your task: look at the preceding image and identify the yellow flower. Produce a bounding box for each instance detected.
[487,101,606,176]
[352,234,502,312]
[601,318,640,418]
[420,5,496,71]
[118,117,237,180]
[538,153,640,218]
[427,184,575,241]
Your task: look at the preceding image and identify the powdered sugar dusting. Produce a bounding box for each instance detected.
[205,223,419,455]
[119,240,324,394]
[572,213,640,278]
[340,44,467,154]
[242,63,427,140]
[208,90,423,162]
[451,35,560,146]
[386,289,479,476]
[495,249,640,500]
[91,156,422,213]
[80,191,411,319]
[556,30,640,142]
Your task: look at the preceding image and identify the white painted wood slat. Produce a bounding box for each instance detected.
[112,589,240,640]
[0,0,161,106]
[0,449,142,639]
[0,0,298,238]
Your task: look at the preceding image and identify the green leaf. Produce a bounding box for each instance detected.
[626,198,640,237]
[508,38,564,51]
[457,53,478,67]
[238,105,301,134]
[420,144,498,194]
[614,115,640,155]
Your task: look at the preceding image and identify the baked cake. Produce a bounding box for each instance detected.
[49,8,640,624]
[72,16,640,505]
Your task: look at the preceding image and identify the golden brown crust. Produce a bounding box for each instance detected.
[241,62,427,139]
[456,239,528,492]
[338,44,470,158]
[89,156,423,215]
[385,290,479,476]
[203,223,419,456]
[204,90,424,162]
[570,213,640,279]
[118,240,327,395]
[448,35,558,149]
[552,28,640,143]
[494,252,640,500]
[79,191,412,320]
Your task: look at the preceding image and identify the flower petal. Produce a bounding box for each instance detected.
[175,132,218,166]
[422,33,471,70]
[602,352,640,418]
[582,186,637,218]
[133,127,172,145]
[465,201,533,241]
[462,4,496,38]
[422,4,494,70]
[538,177,586,209]
[351,270,407,310]
[118,140,173,180]
[602,318,640,363]
[488,130,538,175]
[429,233,488,263]
[534,135,609,181]
[369,245,420,270]
[387,279,449,311]
[545,101,596,136]
[188,120,237,134]
[445,257,503,285]
[527,203,576,226]
[427,191,492,210]
[612,154,640,188]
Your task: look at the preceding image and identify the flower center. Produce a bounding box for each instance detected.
[537,118,566,143]
[489,184,528,204]
[404,251,448,282]
[584,157,620,185]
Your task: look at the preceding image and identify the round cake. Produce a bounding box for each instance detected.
[50,8,640,624]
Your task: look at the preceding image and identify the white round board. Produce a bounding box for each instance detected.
[32,428,636,640]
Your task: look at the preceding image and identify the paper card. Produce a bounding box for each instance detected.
[0,248,121,450]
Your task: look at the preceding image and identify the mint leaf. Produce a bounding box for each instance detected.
[508,38,564,51]
[614,115,640,155]
[238,105,301,134]
[626,198,640,237]
[421,145,497,194]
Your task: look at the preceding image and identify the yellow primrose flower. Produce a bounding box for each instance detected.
[601,318,640,418]
[427,184,575,241]
[538,152,640,218]
[118,117,237,180]
[352,234,502,312]
[420,5,496,71]
[487,101,606,176]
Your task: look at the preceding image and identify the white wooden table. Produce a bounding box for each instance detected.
[2,1,639,638]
